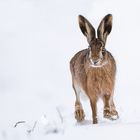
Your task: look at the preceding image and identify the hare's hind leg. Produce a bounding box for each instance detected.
[103,95,119,120]
[103,94,112,119]
[73,83,85,122]
[110,97,119,119]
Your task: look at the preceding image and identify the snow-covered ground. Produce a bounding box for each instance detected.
[0,0,140,139]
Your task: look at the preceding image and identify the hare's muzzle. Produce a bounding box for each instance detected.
[89,51,103,66]
[92,59,101,66]
[93,59,100,65]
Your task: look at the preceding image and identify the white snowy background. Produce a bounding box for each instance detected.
[0,0,140,139]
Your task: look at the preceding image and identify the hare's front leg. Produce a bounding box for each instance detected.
[73,84,85,122]
[90,99,98,124]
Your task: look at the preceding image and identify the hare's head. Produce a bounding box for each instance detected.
[78,14,112,67]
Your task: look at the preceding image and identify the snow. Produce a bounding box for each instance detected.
[0,0,140,139]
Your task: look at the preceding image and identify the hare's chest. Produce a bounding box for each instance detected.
[87,71,103,88]
[87,68,105,81]
[87,69,111,86]
[87,68,113,93]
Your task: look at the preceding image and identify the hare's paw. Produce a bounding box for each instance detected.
[110,110,119,120]
[104,109,119,120]
[75,108,85,122]
[93,118,98,124]
[104,109,112,119]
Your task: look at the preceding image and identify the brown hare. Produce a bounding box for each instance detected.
[70,14,119,124]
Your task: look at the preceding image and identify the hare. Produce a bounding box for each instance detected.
[70,14,119,124]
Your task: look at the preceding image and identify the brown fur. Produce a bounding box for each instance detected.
[70,14,118,124]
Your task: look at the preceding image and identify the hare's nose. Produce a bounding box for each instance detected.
[94,60,99,65]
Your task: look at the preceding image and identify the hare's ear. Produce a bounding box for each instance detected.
[97,14,112,44]
[78,15,96,44]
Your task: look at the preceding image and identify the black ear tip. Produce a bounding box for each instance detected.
[106,14,113,19]
[107,14,113,16]
[78,15,85,21]
[78,15,84,18]
[104,14,113,24]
